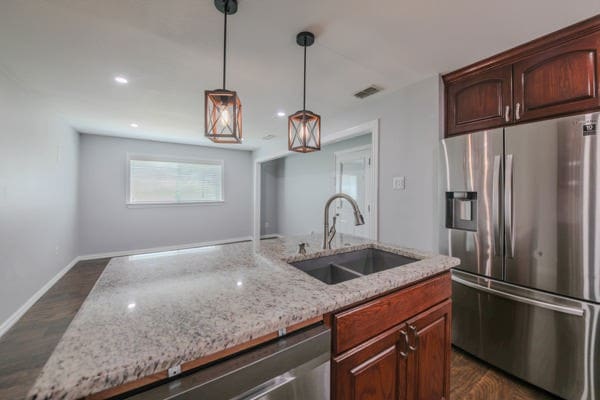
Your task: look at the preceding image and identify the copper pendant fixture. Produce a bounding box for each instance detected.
[205,0,242,144]
[288,31,321,153]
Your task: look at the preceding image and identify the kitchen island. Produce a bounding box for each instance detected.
[27,235,458,399]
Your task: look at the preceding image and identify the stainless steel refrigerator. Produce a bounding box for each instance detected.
[440,112,600,400]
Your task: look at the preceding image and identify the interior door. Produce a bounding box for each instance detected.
[441,129,504,279]
[335,146,372,238]
[504,113,600,303]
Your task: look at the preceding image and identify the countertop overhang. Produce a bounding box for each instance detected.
[27,235,459,400]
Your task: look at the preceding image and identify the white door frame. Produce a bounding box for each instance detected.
[252,119,379,242]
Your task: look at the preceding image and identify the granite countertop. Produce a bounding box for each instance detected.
[27,234,459,400]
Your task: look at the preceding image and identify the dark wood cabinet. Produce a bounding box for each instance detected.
[446,65,512,136]
[331,273,452,400]
[514,31,600,122]
[333,326,406,400]
[443,15,600,137]
[406,300,452,400]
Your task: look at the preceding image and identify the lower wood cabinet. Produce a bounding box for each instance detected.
[405,300,452,400]
[331,274,452,400]
[333,326,406,400]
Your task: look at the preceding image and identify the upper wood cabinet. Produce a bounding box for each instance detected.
[514,31,600,122]
[446,65,512,136]
[443,15,600,137]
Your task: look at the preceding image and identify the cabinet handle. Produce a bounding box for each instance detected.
[408,325,418,351]
[400,330,409,358]
[504,105,510,122]
[515,102,521,120]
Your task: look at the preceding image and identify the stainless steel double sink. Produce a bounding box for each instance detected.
[289,248,417,285]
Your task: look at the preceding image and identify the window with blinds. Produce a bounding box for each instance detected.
[128,156,224,204]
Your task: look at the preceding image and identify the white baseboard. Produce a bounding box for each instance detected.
[0,235,254,339]
[260,233,282,239]
[0,256,81,339]
[78,236,254,260]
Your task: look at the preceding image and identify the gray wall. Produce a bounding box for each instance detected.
[78,135,253,255]
[330,77,440,250]
[254,76,441,251]
[0,71,79,326]
[328,77,441,251]
[261,135,371,236]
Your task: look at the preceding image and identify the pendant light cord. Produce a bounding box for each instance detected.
[222,0,228,90]
[303,42,307,112]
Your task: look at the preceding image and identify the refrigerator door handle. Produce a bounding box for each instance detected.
[452,275,584,316]
[505,154,515,258]
[492,155,502,256]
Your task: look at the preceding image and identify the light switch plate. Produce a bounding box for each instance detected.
[393,176,406,191]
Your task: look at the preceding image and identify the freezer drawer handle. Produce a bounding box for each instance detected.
[452,275,584,317]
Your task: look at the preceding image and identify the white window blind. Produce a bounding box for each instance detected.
[128,157,224,204]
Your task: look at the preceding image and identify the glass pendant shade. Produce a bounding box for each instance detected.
[205,89,242,143]
[288,109,321,153]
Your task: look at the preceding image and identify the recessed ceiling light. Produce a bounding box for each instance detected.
[130,123,139,128]
[128,303,136,309]
[277,111,286,117]
[114,76,129,84]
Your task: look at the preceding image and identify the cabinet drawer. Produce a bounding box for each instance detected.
[332,272,451,354]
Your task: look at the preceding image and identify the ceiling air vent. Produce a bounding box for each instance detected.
[354,85,382,99]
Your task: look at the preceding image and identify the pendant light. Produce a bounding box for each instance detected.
[288,31,321,153]
[205,0,242,143]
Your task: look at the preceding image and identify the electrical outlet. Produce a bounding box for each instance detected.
[393,176,406,191]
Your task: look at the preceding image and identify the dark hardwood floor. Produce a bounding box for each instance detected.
[0,258,559,400]
[451,347,559,400]
[0,258,110,400]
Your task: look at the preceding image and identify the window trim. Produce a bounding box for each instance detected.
[125,153,225,207]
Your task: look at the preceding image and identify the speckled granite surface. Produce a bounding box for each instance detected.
[27,234,458,400]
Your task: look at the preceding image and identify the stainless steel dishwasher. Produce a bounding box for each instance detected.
[124,324,330,400]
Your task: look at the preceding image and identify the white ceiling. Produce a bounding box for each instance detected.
[1,0,599,149]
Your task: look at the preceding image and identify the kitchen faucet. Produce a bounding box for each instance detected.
[323,193,365,249]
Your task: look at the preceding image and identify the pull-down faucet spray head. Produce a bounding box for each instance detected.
[323,193,366,249]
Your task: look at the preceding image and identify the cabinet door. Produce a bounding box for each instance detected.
[332,325,408,400]
[406,300,451,400]
[446,65,512,136]
[514,31,600,122]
